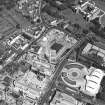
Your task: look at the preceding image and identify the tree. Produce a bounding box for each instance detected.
[0,0,19,10]
[5,62,19,76]
[0,100,8,105]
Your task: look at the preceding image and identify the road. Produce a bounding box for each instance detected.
[56,81,93,104]
[38,36,87,105]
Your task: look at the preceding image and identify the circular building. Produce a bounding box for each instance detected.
[61,63,88,88]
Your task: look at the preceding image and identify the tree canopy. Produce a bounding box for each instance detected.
[0,0,19,9]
